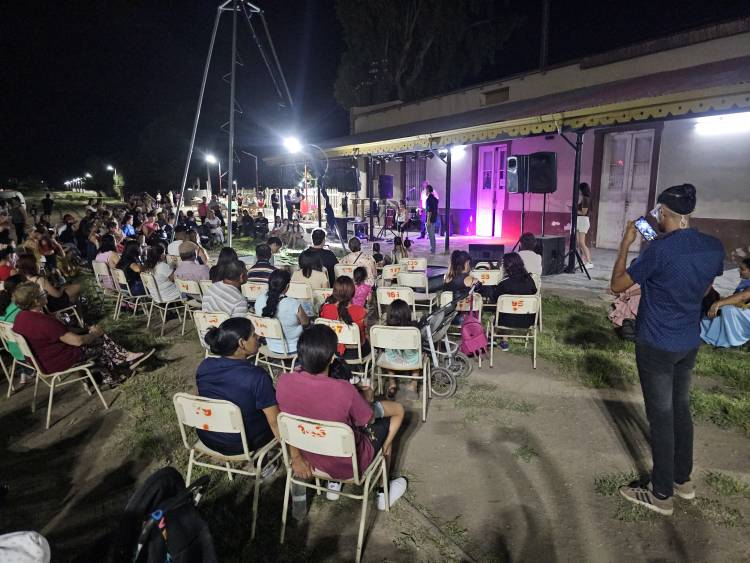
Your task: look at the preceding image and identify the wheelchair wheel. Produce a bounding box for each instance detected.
[448,352,473,378]
[430,367,457,398]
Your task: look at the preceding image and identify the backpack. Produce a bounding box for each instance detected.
[106,467,217,563]
[460,295,488,357]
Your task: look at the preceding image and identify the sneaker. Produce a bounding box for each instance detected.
[618,485,673,516]
[377,477,408,511]
[673,480,696,500]
[326,481,342,501]
[499,341,510,352]
[585,263,594,269]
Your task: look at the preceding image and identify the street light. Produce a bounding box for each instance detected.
[205,154,222,194]
[84,172,92,178]
[283,137,329,227]
[283,136,302,154]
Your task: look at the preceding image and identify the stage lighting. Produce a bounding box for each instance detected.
[283,136,303,153]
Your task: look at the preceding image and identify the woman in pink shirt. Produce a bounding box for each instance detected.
[351,266,372,308]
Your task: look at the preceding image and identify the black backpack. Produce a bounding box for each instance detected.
[107,467,217,563]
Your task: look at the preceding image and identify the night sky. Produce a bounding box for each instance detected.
[1,0,746,188]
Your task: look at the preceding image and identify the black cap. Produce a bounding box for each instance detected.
[657,183,696,215]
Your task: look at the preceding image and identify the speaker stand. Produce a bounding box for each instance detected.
[563,248,591,280]
[511,191,527,252]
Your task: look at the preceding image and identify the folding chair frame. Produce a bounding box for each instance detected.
[487,295,539,369]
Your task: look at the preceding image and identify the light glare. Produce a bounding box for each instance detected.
[205,154,218,164]
[284,136,303,153]
[694,112,750,135]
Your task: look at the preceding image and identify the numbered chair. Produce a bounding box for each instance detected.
[92,261,119,307]
[530,273,543,331]
[397,271,438,312]
[334,264,356,279]
[166,254,182,267]
[193,311,229,357]
[471,268,503,313]
[488,295,540,369]
[199,279,214,295]
[399,257,427,271]
[6,328,108,429]
[141,272,187,337]
[277,412,389,563]
[315,318,372,381]
[376,286,417,321]
[313,288,333,315]
[247,314,297,377]
[242,281,268,304]
[285,282,313,314]
[378,264,401,287]
[175,278,204,335]
[111,268,151,321]
[370,325,431,422]
[173,393,281,540]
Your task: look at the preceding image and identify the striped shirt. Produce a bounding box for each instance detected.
[247,260,276,283]
[202,281,248,318]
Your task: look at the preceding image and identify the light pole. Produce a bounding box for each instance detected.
[241,150,260,190]
[205,154,222,195]
[283,137,329,227]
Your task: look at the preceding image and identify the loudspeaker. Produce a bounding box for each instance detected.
[468,243,504,267]
[528,152,557,194]
[334,217,353,236]
[535,235,565,275]
[324,168,359,192]
[378,174,394,199]
[507,152,557,194]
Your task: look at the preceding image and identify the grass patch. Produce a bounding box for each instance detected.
[594,470,640,496]
[593,470,656,522]
[690,388,750,436]
[704,471,750,498]
[682,498,744,528]
[512,445,538,463]
[454,383,536,416]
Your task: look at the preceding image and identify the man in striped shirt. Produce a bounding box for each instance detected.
[247,244,276,283]
[202,260,248,317]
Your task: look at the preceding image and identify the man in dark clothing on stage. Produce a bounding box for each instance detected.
[425,185,439,254]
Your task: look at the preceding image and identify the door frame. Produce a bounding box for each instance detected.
[470,139,513,236]
[589,122,662,247]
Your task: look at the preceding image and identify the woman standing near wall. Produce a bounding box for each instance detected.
[577,182,593,269]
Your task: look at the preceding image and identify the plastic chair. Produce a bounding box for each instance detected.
[199,279,214,295]
[334,264,356,279]
[6,328,108,429]
[0,322,23,397]
[173,392,281,540]
[141,272,187,336]
[313,288,333,315]
[529,273,543,331]
[247,314,297,377]
[242,281,268,303]
[487,295,540,369]
[375,286,416,320]
[193,311,229,357]
[370,325,431,422]
[315,318,371,380]
[399,257,427,271]
[378,264,401,287]
[175,278,204,335]
[471,269,503,313]
[166,254,182,267]
[277,412,388,563]
[285,282,313,311]
[111,268,151,321]
[92,261,119,306]
[397,271,438,312]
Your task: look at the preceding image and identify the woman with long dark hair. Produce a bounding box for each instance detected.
[254,269,309,353]
[16,253,81,312]
[443,250,475,294]
[291,250,328,289]
[209,247,239,283]
[492,252,537,350]
[142,243,180,301]
[320,276,369,359]
[116,242,145,295]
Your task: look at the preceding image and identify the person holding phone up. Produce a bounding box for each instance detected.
[609,184,724,516]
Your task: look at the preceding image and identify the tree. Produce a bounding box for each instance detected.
[334,0,522,109]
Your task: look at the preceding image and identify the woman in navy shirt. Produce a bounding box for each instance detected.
[197,318,279,455]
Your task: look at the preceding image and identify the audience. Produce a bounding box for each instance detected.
[16,254,81,312]
[300,229,338,286]
[382,299,420,399]
[320,276,370,359]
[202,260,248,318]
[372,242,385,267]
[701,257,750,347]
[392,236,408,264]
[338,237,377,286]
[255,269,309,354]
[352,267,372,307]
[246,244,276,283]
[0,275,32,386]
[93,234,120,289]
[291,251,329,290]
[174,244,211,282]
[518,232,542,275]
[0,247,16,281]
[491,252,538,350]
[443,250,475,295]
[141,243,181,302]
[275,324,406,508]
[115,243,145,295]
[209,247,239,283]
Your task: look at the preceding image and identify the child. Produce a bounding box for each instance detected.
[352,266,372,307]
[383,299,420,399]
[392,236,408,264]
[372,242,385,266]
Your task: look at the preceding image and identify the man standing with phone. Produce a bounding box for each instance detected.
[610,184,724,515]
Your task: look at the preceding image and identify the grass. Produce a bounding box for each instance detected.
[512,445,538,463]
[454,382,536,423]
[704,471,750,498]
[503,295,750,436]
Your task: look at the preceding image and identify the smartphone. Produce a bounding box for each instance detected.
[634,216,658,241]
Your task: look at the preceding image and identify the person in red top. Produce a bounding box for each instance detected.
[12,282,153,386]
[140,212,160,239]
[197,197,209,224]
[0,247,16,281]
[319,276,370,360]
[275,324,407,509]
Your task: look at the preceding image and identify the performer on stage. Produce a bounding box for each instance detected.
[418,180,439,238]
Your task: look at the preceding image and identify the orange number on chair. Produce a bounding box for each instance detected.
[387,291,399,299]
[297,424,327,438]
[195,407,212,417]
[511,299,524,311]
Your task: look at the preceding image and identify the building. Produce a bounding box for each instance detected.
[272,19,750,257]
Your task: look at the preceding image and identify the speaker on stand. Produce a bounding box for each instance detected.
[509,152,557,250]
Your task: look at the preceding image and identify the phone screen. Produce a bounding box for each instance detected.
[634,216,657,241]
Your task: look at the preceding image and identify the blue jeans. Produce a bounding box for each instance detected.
[635,341,698,498]
[427,223,436,253]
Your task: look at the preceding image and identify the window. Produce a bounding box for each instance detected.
[405,157,426,205]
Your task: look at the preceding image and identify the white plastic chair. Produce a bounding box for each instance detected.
[247,314,297,377]
[0,322,25,397]
[92,261,119,306]
[111,268,151,320]
[378,264,401,287]
[399,257,427,271]
[193,311,229,357]
[199,279,214,295]
[277,412,388,563]
[487,294,540,369]
[375,286,416,320]
[173,392,281,540]
[370,325,431,422]
[166,254,182,266]
[242,281,268,303]
[141,272,187,336]
[334,264,356,279]
[397,271,437,312]
[285,282,313,311]
[8,328,108,429]
[471,269,503,313]
[313,288,333,315]
[175,278,204,335]
[530,273,543,331]
[315,318,371,381]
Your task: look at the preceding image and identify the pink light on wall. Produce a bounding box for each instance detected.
[467,214,474,234]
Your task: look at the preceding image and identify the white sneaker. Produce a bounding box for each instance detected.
[377,477,408,511]
[326,481,342,501]
[585,263,594,269]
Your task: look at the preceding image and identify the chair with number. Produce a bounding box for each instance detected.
[313,288,333,315]
[193,311,229,357]
[315,318,371,381]
[173,392,281,540]
[375,286,416,320]
[530,273,543,331]
[471,268,503,313]
[378,264,401,287]
[334,264,356,280]
[370,325,431,422]
[175,278,204,335]
[285,282,313,315]
[199,279,214,295]
[487,295,540,369]
[248,314,297,377]
[277,412,389,563]
[242,281,268,304]
[166,254,182,267]
[111,268,151,320]
[399,257,427,271]
[397,271,438,312]
[141,272,187,337]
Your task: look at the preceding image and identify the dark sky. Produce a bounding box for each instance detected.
[1,0,746,188]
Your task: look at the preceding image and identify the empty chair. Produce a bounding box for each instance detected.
[397,271,438,312]
[313,288,333,315]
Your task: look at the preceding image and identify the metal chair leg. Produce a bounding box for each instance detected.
[45,377,57,429]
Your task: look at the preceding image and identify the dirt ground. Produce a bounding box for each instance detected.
[1,309,749,562]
